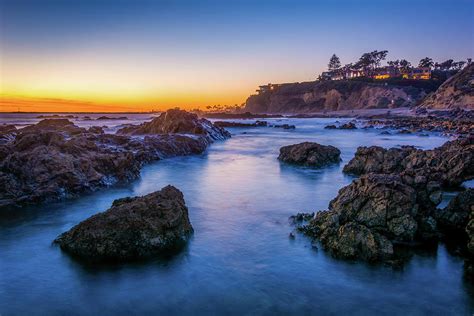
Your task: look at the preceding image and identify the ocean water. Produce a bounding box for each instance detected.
[0,115,472,315]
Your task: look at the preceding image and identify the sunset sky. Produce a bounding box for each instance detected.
[1,0,473,112]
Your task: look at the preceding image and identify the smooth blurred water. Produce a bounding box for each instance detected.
[0,116,472,315]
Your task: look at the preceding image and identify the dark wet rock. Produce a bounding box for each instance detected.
[88,126,104,134]
[37,114,78,119]
[364,109,474,136]
[436,189,474,237]
[96,116,128,120]
[380,131,391,135]
[0,113,228,208]
[21,119,86,135]
[343,137,474,187]
[203,111,283,119]
[0,124,17,144]
[324,124,337,129]
[289,212,314,224]
[301,174,439,262]
[54,185,193,261]
[339,122,357,129]
[117,109,230,142]
[397,129,412,134]
[214,120,267,128]
[272,124,295,129]
[278,142,341,167]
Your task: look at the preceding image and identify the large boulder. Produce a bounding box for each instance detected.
[54,185,193,261]
[343,136,474,187]
[278,142,341,167]
[302,174,439,262]
[117,109,230,141]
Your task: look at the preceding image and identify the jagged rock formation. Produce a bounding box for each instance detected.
[302,174,439,262]
[0,111,230,208]
[298,137,474,268]
[343,137,474,187]
[117,109,230,142]
[278,142,341,167]
[244,80,430,113]
[420,64,474,109]
[54,185,193,261]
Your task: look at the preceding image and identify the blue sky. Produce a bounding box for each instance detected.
[0,0,473,111]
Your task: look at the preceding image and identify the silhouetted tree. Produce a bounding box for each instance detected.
[399,59,412,72]
[387,60,400,68]
[328,54,341,71]
[437,59,454,70]
[418,57,434,68]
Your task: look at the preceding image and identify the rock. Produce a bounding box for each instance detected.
[54,185,193,261]
[0,113,228,208]
[88,126,104,134]
[343,136,474,187]
[397,129,412,134]
[365,109,474,136]
[324,124,337,129]
[420,63,474,109]
[214,120,267,128]
[436,189,474,237]
[289,212,315,224]
[278,142,341,167]
[380,131,391,135]
[96,116,128,120]
[300,174,439,262]
[272,124,295,129]
[21,119,86,135]
[0,124,17,144]
[339,122,357,129]
[117,109,230,142]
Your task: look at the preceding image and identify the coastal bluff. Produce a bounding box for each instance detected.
[244,80,431,114]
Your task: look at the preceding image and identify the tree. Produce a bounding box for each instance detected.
[399,59,412,72]
[372,50,388,68]
[437,59,454,71]
[452,61,466,70]
[387,60,400,68]
[418,57,434,68]
[354,50,388,76]
[328,54,341,71]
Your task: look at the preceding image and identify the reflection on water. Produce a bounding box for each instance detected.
[0,117,472,315]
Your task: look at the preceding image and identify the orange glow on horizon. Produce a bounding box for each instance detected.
[0,91,249,113]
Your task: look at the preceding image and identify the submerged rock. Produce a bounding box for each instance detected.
[214,120,267,128]
[278,142,341,167]
[339,122,357,129]
[271,124,296,129]
[54,185,193,261]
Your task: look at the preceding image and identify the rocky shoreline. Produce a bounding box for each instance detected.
[294,136,474,278]
[0,110,230,208]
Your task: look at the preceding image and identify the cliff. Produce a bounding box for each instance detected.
[420,63,474,109]
[244,80,433,114]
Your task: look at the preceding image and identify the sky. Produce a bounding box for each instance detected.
[0,0,473,112]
